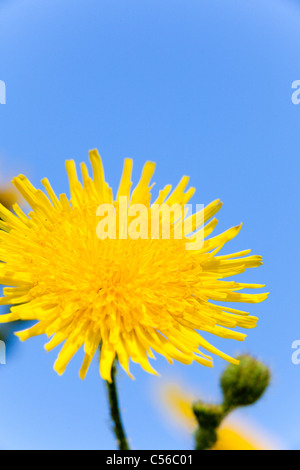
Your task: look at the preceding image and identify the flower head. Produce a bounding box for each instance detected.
[0,150,268,381]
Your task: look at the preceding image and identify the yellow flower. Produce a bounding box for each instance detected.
[212,426,261,450]
[160,384,198,432]
[0,150,268,381]
[0,184,19,209]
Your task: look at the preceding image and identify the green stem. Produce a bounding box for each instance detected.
[193,403,224,451]
[195,427,218,450]
[106,361,130,450]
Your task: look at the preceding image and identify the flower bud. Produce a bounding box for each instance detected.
[220,354,270,410]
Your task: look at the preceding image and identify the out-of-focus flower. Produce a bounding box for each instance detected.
[0,184,19,209]
[0,150,267,381]
[160,383,198,432]
[212,425,261,450]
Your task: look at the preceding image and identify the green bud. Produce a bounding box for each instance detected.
[221,354,270,411]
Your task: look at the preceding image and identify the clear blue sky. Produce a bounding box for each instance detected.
[0,0,299,450]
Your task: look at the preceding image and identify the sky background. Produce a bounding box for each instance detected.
[0,0,299,450]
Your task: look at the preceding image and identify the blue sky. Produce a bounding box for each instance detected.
[0,0,299,450]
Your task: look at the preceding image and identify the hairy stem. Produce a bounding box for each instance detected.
[106,362,130,450]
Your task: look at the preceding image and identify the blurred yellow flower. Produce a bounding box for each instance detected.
[212,426,259,450]
[161,384,198,431]
[0,184,19,209]
[0,150,267,381]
